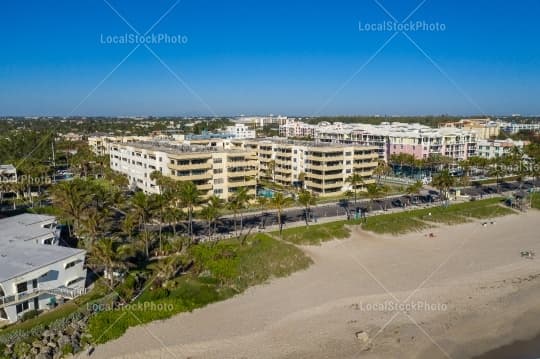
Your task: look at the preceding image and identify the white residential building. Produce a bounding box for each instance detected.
[0,214,87,323]
[498,120,540,134]
[477,139,529,159]
[0,165,17,183]
[440,118,500,139]
[231,139,378,195]
[281,121,478,162]
[109,141,258,200]
[88,135,156,156]
[223,123,256,139]
[279,119,318,138]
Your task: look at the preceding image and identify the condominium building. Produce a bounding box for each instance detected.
[279,119,318,138]
[109,142,258,200]
[439,118,500,140]
[88,135,156,156]
[477,139,529,159]
[234,116,288,128]
[289,121,478,162]
[232,139,379,195]
[0,164,17,183]
[0,214,87,323]
[223,123,256,139]
[498,120,540,134]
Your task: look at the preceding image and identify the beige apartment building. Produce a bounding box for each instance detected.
[232,139,379,195]
[109,142,257,200]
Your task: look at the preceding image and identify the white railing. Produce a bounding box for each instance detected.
[0,288,41,308]
[0,286,87,308]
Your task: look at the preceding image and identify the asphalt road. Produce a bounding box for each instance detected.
[191,179,540,237]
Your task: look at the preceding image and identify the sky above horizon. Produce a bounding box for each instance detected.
[1,0,540,117]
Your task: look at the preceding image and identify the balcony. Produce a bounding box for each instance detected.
[308,163,344,171]
[0,286,87,309]
[169,162,212,171]
[196,183,212,191]
[171,173,211,181]
[307,172,343,180]
[353,162,377,169]
[354,153,376,160]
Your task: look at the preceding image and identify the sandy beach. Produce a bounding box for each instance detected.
[86,210,540,359]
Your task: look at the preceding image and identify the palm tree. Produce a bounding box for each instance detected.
[373,160,390,184]
[88,237,133,287]
[405,180,423,206]
[208,195,224,236]
[199,197,222,240]
[488,158,506,193]
[270,192,293,238]
[233,187,252,234]
[154,256,184,287]
[177,181,200,244]
[131,191,154,258]
[508,146,526,190]
[346,173,364,204]
[297,189,317,226]
[432,169,456,204]
[163,207,184,237]
[366,183,384,212]
[227,196,242,238]
[256,196,269,229]
[51,179,92,238]
[121,212,137,242]
[150,194,167,254]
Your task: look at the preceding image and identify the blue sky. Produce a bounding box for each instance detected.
[1,0,539,116]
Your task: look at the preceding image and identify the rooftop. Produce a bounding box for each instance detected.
[0,164,16,173]
[0,214,85,283]
[0,214,58,245]
[240,137,378,149]
[116,141,252,154]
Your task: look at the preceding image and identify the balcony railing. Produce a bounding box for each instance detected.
[0,286,87,309]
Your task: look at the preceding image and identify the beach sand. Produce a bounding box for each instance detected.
[86,210,540,359]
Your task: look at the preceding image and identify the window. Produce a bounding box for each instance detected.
[214,178,224,184]
[214,188,223,194]
[16,301,29,314]
[213,168,223,174]
[65,260,79,269]
[214,158,223,164]
[16,282,28,294]
[66,277,85,286]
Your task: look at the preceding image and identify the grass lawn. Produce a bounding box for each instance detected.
[87,234,312,343]
[362,198,515,235]
[532,193,540,210]
[276,221,353,245]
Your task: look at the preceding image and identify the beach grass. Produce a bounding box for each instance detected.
[276,221,352,245]
[532,193,540,210]
[87,234,312,343]
[362,197,515,235]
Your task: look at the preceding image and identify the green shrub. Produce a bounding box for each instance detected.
[61,343,74,356]
[20,310,40,322]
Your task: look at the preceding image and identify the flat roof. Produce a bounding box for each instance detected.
[0,164,16,172]
[115,141,252,155]
[0,214,57,245]
[0,214,86,283]
[0,241,85,283]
